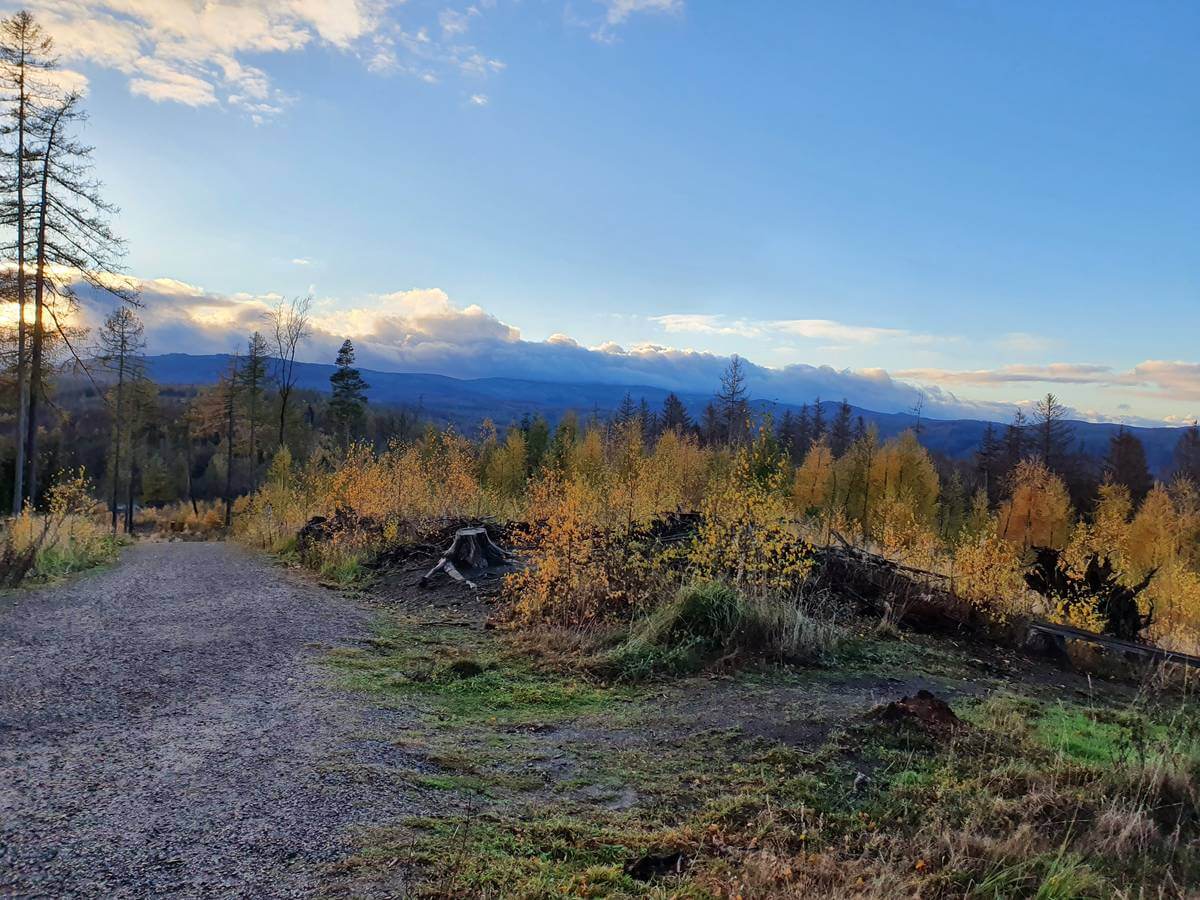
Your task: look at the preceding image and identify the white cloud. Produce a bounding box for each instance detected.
[7,0,389,118]
[7,1,508,119]
[995,331,1056,355]
[439,8,473,37]
[603,0,684,26]
[589,0,684,41]
[651,313,933,345]
[898,360,1200,406]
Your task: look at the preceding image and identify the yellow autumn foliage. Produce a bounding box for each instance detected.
[227,418,1200,649]
[997,458,1073,550]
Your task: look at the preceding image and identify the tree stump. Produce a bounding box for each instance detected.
[420,526,514,589]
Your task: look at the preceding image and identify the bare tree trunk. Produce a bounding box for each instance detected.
[277,384,289,450]
[22,103,63,506]
[109,361,124,533]
[184,421,198,515]
[224,369,236,529]
[125,457,135,535]
[11,59,27,514]
[248,390,257,489]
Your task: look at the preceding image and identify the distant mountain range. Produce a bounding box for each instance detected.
[144,353,1187,474]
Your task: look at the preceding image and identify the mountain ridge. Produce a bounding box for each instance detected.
[143,353,1186,473]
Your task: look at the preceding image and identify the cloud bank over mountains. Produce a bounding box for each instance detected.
[66,275,1044,424]
[68,274,1200,426]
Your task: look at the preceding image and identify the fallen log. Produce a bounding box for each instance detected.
[1025,619,1200,671]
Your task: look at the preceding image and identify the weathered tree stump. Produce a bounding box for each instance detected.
[420,526,514,589]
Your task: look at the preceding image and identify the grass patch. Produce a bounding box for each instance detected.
[328,609,1200,897]
[327,621,636,726]
[599,581,841,680]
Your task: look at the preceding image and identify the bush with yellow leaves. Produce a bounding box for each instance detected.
[951,522,1029,621]
[1,469,120,585]
[504,422,703,625]
[688,424,814,597]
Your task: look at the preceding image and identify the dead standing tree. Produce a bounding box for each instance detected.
[0,11,55,513]
[95,305,144,533]
[22,89,136,505]
[221,354,239,528]
[238,331,269,489]
[267,295,310,451]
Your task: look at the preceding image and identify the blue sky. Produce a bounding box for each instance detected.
[11,1,1200,423]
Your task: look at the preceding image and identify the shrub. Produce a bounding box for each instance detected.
[0,470,121,586]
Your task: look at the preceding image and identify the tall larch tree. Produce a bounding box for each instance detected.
[716,354,750,446]
[1031,393,1073,476]
[96,305,144,532]
[0,11,53,512]
[22,88,135,504]
[267,294,310,450]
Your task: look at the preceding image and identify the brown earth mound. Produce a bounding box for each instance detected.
[870,689,962,731]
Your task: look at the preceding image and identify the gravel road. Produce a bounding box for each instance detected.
[0,541,413,899]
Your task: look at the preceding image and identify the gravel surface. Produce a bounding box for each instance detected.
[0,541,414,899]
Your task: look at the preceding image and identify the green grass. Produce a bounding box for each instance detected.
[327,621,637,726]
[599,580,842,680]
[33,535,122,578]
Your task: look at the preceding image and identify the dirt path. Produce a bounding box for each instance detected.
[0,541,413,899]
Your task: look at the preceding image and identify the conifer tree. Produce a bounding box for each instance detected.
[796,402,813,452]
[776,409,796,459]
[524,414,550,472]
[1173,423,1200,484]
[830,399,853,457]
[811,397,826,441]
[1104,426,1154,505]
[700,401,719,445]
[615,391,637,426]
[328,339,369,447]
[975,422,1002,503]
[1001,408,1028,475]
[221,354,239,528]
[22,88,135,504]
[660,392,691,434]
[1032,393,1073,475]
